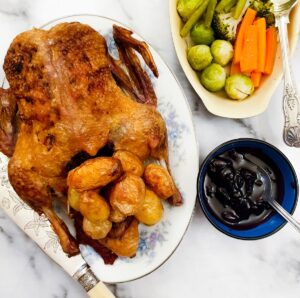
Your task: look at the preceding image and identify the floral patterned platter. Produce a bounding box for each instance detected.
[0,15,198,284]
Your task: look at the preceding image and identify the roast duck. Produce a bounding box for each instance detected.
[0,22,182,259]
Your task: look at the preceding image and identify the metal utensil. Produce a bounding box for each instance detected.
[245,154,300,232]
[272,0,300,146]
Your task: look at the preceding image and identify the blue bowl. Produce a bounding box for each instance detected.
[197,139,298,240]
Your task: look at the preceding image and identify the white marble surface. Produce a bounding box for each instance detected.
[0,0,300,297]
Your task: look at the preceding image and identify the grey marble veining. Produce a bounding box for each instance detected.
[0,0,300,297]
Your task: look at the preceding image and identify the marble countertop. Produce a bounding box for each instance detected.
[1,0,300,297]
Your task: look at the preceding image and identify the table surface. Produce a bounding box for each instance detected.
[1,0,300,297]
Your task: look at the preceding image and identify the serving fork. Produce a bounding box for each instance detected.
[272,0,300,146]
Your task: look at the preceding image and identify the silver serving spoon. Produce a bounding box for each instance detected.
[245,154,300,232]
[272,0,300,147]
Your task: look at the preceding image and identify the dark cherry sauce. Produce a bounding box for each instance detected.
[204,149,283,229]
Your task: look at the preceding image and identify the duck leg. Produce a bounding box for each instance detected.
[42,206,79,257]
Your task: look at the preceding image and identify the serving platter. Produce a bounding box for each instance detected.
[169,0,300,118]
[0,15,199,284]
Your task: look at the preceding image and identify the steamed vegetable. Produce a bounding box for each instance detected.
[212,3,248,42]
[251,71,262,87]
[180,0,210,37]
[264,27,277,75]
[204,0,218,27]
[233,0,247,19]
[225,74,254,100]
[216,0,237,13]
[254,18,267,73]
[200,63,226,92]
[230,62,240,75]
[187,45,213,70]
[191,21,215,45]
[233,8,257,63]
[250,0,275,27]
[211,40,233,66]
[177,0,203,21]
[224,0,238,12]
[240,25,258,73]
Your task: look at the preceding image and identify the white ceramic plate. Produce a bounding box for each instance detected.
[0,15,199,284]
[169,0,300,118]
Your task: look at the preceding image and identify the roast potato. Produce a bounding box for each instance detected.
[109,208,126,223]
[67,157,122,191]
[109,174,145,216]
[143,164,176,199]
[113,150,144,176]
[135,189,164,225]
[99,219,139,257]
[82,218,112,240]
[80,191,110,224]
[68,188,82,211]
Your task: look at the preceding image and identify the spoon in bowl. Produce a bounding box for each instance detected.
[245,154,300,232]
[272,0,300,147]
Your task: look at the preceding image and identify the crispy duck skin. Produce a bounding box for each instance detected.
[0,22,182,256]
[0,89,17,157]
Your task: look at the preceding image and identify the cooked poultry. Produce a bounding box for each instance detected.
[0,22,182,256]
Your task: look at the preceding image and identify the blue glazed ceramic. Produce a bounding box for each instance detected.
[197,139,299,240]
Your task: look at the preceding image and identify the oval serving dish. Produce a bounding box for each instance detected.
[0,15,199,284]
[169,0,300,118]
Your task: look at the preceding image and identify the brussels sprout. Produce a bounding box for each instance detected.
[211,40,233,66]
[225,74,254,100]
[200,63,226,92]
[190,21,215,45]
[187,45,213,71]
[177,0,202,21]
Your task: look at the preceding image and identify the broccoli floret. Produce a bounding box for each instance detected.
[212,0,249,42]
[250,0,275,26]
[212,12,239,41]
[212,0,275,42]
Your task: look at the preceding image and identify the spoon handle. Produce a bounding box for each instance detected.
[276,15,300,147]
[268,198,300,233]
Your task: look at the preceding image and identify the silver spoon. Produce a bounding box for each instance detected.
[245,154,300,232]
[272,0,300,147]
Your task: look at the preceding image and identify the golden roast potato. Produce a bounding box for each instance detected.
[113,150,144,176]
[67,157,122,191]
[79,191,110,224]
[82,218,112,240]
[143,164,176,199]
[109,174,145,216]
[99,219,139,257]
[109,208,126,223]
[135,189,164,225]
[68,188,82,211]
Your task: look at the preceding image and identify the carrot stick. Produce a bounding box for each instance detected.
[251,71,262,87]
[264,27,278,75]
[230,62,240,74]
[254,18,267,73]
[233,8,257,64]
[240,25,258,73]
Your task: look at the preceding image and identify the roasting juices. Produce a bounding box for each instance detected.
[203,149,283,229]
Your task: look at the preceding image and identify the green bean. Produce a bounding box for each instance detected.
[185,0,205,20]
[233,0,247,19]
[216,0,235,13]
[180,0,210,37]
[204,0,218,27]
[224,0,238,12]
